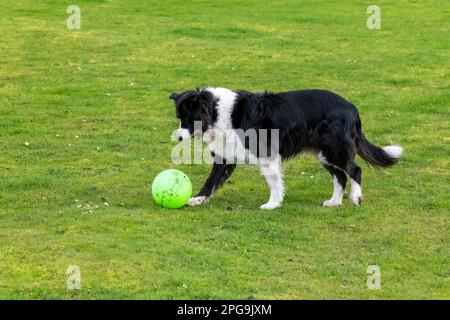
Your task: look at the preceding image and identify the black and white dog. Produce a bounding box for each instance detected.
[170,88,403,209]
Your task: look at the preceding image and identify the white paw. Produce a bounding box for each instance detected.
[349,193,362,205]
[259,201,281,210]
[187,196,208,206]
[323,199,342,207]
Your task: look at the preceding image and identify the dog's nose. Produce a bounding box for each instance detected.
[178,136,183,141]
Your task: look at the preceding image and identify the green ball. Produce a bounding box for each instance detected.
[152,169,192,208]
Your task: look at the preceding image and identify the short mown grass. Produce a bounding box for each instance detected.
[0,0,449,299]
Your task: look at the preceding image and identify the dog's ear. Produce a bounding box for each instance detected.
[177,91,200,107]
[169,92,182,102]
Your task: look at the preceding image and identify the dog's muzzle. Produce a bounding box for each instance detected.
[175,128,191,141]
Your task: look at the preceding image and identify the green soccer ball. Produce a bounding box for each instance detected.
[151,169,192,208]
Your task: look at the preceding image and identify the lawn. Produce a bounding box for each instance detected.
[0,0,449,299]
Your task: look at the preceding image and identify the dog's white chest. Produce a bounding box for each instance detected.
[204,128,253,164]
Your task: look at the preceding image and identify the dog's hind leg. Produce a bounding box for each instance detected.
[347,162,362,205]
[317,150,349,207]
[321,164,347,207]
[259,155,284,210]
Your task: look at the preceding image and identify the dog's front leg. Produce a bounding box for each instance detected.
[259,156,284,210]
[187,161,236,206]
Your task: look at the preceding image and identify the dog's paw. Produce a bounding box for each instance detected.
[259,201,281,210]
[349,193,362,206]
[187,196,208,206]
[322,199,342,207]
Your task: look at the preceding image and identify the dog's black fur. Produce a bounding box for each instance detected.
[170,88,402,206]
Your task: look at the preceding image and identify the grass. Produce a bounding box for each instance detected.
[0,0,449,299]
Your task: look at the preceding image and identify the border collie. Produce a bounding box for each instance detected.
[170,88,403,209]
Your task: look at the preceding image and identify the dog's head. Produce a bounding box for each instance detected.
[170,89,216,141]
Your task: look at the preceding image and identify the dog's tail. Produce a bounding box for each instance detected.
[356,133,403,168]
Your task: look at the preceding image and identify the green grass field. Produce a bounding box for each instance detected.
[0,0,449,299]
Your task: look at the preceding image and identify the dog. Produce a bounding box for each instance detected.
[170,88,403,209]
